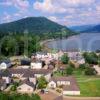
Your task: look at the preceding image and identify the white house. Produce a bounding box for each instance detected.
[48,81,56,88]
[48,76,80,95]
[30,61,42,69]
[0,60,11,70]
[17,79,35,93]
[48,77,71,88]
[0,63,7,70]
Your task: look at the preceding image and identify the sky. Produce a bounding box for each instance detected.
[0,0,100,26]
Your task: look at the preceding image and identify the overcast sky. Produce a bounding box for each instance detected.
[0,0,100,26]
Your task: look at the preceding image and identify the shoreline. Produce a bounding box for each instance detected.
[40,33,100,52]
[40,39,55,52]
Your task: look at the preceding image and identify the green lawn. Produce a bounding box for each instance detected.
[78,79,100,97]
[73,69,100,97]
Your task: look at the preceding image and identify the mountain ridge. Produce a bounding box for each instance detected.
[0,17,74,36]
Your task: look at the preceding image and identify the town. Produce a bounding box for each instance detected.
[0,50,100,99]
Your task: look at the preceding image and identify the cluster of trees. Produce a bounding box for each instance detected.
[0,34,41,57]
[79,64,97,75]
[0,93,41,100]
[60,53,98,76]
[83,52,99,64]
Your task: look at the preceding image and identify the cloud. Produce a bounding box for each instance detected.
[33,0,100,26]
[12,0,29,10]
[0,0,29,10]
[33,0,95,14]
[96,5,100,11]
[60,0,95,7]
[33,0,66,13]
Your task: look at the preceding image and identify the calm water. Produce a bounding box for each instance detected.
[47,33,100,51]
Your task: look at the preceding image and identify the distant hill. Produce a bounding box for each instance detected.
[0,17,74,36]
[82,24,100,33]
[69,25,94,32]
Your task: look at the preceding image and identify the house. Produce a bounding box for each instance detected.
[62,77,80,95]
[30,61,42,69]
[1,68,52,82]
[32,69,52,81]
[0,60,11,70]
[0,70,11,84]
[17,79,35,93]
[48,77,71,88]
[0,79,7,90]
[48,76,80,95]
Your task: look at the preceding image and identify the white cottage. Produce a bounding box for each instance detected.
[48,76,80,95]
[31,61,42,69]
[17,79,35,93]
[0,60,11,70]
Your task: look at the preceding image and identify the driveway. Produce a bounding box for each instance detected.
[38,89,100,100]
[38,91,59,100]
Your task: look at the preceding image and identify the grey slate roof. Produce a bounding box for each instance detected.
[50,76,80,91]
[20,79,34,87]
[0,68,52,77]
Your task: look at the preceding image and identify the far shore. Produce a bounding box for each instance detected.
[40,39,55,52]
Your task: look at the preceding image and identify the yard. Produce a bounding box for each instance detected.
[78,79,100,97]
[53,69,100,97]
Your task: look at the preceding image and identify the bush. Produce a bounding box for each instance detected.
[66,66,73,75]
[56,89,62,93]
[85,67,97,75]
[37,76,48,89]
[79,64,86,70]
[0,92,41,100]
[10,82,19,91]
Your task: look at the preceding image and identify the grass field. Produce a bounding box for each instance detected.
[73,69,100,97]
[78,79,100,97]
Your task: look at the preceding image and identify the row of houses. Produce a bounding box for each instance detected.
[0,51,85,70]
[0,68,80,95]
[0,68,52,92]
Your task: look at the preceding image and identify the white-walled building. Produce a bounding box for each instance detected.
[48,76,80,95]
[31,61,42,69]
[0,60,11,70]
[17,79,35,93]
